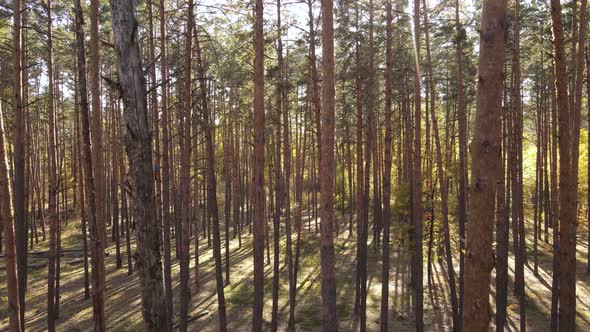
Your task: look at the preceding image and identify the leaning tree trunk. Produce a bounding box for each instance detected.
[109,1,170,330]
[462,0,507,330]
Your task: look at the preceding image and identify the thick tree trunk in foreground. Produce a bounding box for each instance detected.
[109,1,169,329]
[462,0,506,330]
[320,0,338,330]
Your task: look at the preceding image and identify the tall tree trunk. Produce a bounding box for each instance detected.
[109,1,170,329]
[380,1,393,330]
[320,0,338,330]
[46,2,59,329]
[12,0,27,328]
[90,0,105,252]
[252,0,266,329]
[549,64,559,331]
[423,0,459,328]
[158,0,173,321]
[412,0,424,328]
[0,97,21,332]
[75,1,106,329]
[462,0,506,330]
[271,1,284,329]
[551,0,584,329]
[194,15,228,331]
[179,1,194,330]
[455,0,467,322]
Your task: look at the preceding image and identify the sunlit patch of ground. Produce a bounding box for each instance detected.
[2,208,589,331]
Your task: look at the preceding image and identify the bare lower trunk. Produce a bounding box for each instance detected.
[462,0,506,330]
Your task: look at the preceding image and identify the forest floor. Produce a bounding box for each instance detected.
[1,210,590,331]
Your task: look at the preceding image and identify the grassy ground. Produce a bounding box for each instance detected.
[1,210,590,331]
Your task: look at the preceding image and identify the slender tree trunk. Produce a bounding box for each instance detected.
[271,2,284,329]
[380,2,393,330]
[252,0,266,329]
[158,0,173,321]
[46,2,59,329]
[194,16,228,330]
[179,2,194,330]
[0,97,22,332]
[495,87,509,332]
[412,0,424,328]
[455,0,467,323]
[75,1,106,329]
[90,0,105,252]
[462,0,506,330]
[549,64,559,331]
[423,1,459,328]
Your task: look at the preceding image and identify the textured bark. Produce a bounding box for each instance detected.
[109,1,169,329]
[90,0,105,250]
[252,0,266,329]
[550,0,581,329]
[75,1,106,329]
[12,0,27,328]
[462,0,506,330]
[320,0,338,330]
[0,92,21,332]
